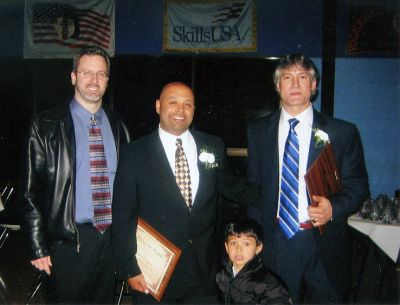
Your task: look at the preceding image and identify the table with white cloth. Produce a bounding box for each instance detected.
[348,214,400,262]
[347,214,399,304]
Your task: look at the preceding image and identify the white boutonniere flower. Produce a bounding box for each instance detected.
[199,150,218,169]
[313,128,330,148]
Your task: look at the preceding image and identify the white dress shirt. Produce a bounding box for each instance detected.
[232,265,239,277]
[278,105,313,223]
[158,126,200,203]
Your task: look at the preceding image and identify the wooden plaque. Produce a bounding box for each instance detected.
[136,217,182,302]
[305,144,341,234]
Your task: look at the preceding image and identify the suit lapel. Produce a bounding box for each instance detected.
[269,111,280,187]
[147,131,191,214]
[191,133,210,212]
[307,109,328,169]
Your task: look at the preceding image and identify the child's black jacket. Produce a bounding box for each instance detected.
[216,255,291,305]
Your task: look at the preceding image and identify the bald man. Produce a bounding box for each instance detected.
[113,82,249,304]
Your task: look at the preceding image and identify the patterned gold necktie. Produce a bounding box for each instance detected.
[175,138,192,210]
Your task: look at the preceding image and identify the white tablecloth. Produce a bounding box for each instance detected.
[348,214,400,262]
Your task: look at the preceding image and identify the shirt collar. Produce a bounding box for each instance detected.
[280,104,313,127]
[70,99,103,125]
[158,125,190,145]
[232,265,239,277]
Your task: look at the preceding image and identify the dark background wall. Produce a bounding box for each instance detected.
[0,0,399,198]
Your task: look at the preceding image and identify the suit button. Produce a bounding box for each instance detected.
[188,239,193,244]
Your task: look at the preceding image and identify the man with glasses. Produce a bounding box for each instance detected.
[19,46,130,304]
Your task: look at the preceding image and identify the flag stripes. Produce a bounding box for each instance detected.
[24,0,115,58]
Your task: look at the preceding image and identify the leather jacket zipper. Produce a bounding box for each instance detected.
[226,278,233,305]
[74,222,80,253]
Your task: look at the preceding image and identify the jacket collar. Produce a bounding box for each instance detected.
[147,131,192,215]
[223,254,264,279]
[50,100,124,167]
[146,129,217,214]
[191,131,213,212]
[276,107,328,170]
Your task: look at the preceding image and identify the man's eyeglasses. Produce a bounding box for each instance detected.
[76,70,109,80]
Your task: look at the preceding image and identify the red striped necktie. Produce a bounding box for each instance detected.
[89,115,112,232]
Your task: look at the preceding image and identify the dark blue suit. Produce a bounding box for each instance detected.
[247,108,369,303]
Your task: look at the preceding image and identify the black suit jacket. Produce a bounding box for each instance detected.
[112,129,232,300]
[247,108,369,294]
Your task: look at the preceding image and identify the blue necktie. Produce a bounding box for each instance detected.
[279,118,300,238]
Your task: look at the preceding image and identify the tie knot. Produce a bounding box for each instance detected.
[176,138,183,148]
[288,118,299,130]
[90,115,98,126]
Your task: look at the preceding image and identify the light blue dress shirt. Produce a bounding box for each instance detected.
[70,100,117,223]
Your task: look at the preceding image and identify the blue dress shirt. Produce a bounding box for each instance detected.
[70,100,117,224]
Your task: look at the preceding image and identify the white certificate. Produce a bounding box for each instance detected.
[136,217,182,302]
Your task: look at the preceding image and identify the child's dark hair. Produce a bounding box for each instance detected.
[224,218,264,246]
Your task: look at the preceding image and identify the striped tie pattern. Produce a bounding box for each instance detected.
[89,115,112,232]
[175,138,193,211]
[279,118,300,239]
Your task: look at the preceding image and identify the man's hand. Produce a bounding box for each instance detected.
[307,195,333,226]
[127,274,149,294]
[31,256,52,275]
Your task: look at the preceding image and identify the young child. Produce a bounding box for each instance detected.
[217,218,291,304]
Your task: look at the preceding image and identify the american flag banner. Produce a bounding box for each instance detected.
[24,0,115,58]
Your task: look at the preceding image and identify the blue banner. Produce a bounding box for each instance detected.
[163,0,256,53]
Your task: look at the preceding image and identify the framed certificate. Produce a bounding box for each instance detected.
[136,217,182,302]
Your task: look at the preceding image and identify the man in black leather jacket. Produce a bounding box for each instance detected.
[19,46,130,304]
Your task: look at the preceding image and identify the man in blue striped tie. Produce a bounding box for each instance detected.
[247,54,369,304]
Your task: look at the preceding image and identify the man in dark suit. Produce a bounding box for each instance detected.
[247,54,369,304]
[112,81,242,304]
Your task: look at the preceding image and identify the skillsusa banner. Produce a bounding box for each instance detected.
[24,0,115,58]
[163,0,256,53]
